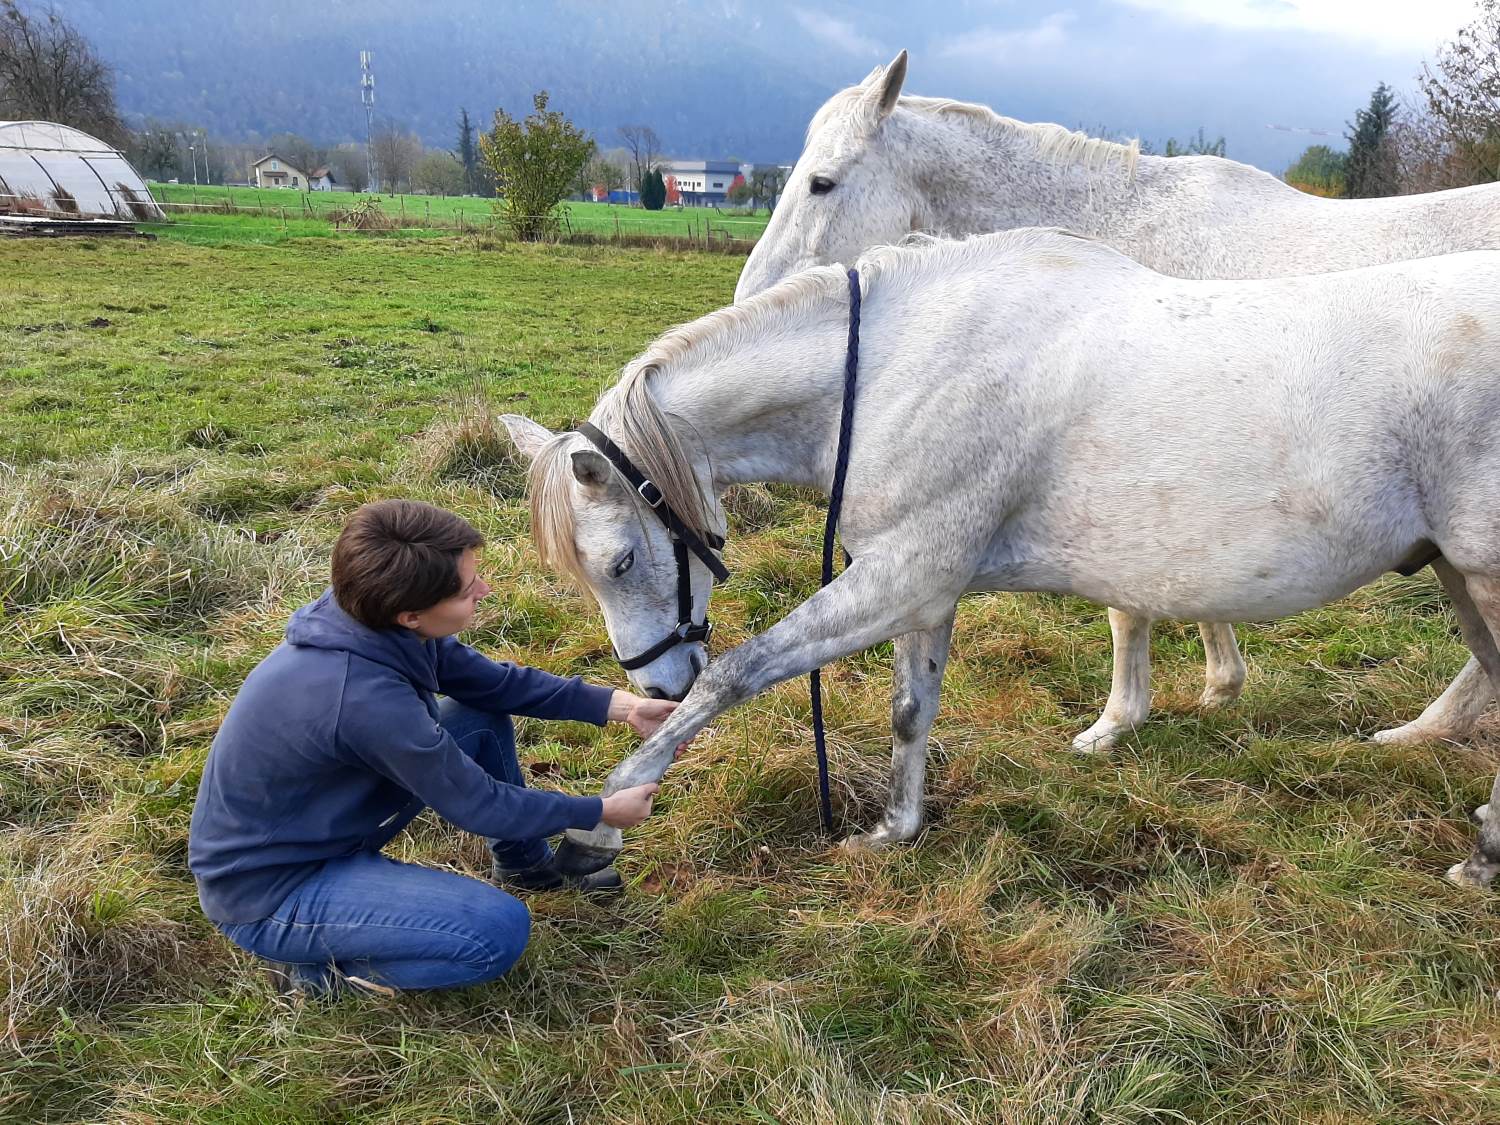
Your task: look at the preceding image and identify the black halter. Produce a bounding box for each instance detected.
[577,421,729,671]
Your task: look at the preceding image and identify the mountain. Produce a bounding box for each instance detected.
[59,0,841,163]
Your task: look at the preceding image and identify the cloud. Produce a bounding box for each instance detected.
[791,10,885,57]
[1110,0,1481,54]
[935,12,1078,61]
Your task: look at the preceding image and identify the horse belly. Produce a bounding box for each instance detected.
[972,494,1419,623]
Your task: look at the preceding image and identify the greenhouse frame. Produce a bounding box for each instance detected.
[0,120,163,228]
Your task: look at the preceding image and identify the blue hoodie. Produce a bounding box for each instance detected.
[188,590,611,924]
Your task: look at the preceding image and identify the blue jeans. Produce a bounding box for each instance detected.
[219,700,552,992]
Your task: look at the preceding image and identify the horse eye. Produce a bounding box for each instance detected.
[809,175,836,196]
[610,550,635,579]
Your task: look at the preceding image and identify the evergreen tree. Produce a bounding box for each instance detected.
[640,167,667,210]
[1344,82,1399,198]
[457,107,477,195]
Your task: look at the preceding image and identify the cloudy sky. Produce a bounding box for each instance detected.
[64,0,1486,172]
[773,0,1482,170]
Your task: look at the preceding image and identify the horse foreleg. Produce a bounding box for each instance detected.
[1430,563,1500,887]
[1198,622,1247,708]
[844,611,956,850]
[1073,608,1153,752]
[552,557,957,875]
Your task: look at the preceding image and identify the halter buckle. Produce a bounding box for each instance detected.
[636,480,664,508]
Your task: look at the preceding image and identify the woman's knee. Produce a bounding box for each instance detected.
[438,698,513,739]
[467,893,532,981]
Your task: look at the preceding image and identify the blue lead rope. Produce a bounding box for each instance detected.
[810,267,862,834]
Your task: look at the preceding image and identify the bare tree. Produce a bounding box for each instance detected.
[0,0,124,143]
[572,154,625,200]
[412,150,465,196]
[617,124,662,198]
[370,120,422,192]
[1388,97,1473,194]
[1420,0,1500,185]
[748,164,788,213]
[328,142,370,193]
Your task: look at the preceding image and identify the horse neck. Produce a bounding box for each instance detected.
[900,111,1146,237]
[646,301,853,493]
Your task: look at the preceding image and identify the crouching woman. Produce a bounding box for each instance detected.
[188,499,671,997]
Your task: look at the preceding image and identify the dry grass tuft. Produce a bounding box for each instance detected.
[411,378,530,498]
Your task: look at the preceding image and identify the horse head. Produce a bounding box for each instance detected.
[735,49,918,301]
[503,412,725,703]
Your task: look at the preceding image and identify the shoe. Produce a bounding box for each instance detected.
[263,962,398,999]
[494,855,624,896]
[263,961,335,999]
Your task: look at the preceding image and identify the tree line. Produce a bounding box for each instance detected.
[0,0,787,238]
[1285,1,1500,198]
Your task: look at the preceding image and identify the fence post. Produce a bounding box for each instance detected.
[400,195,406,225]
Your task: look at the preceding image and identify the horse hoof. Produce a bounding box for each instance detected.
[1071,725,1118,753]
[1447,859,1497,888]
[842,831,896,852]
[1199,684,1241,710]
[552,836,620,877]
[1371,722,1453,747]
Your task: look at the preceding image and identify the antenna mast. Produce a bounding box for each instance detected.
[360,50,377,190]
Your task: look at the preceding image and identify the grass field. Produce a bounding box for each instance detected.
[2,222,1498,1123]
[147,182,773,245]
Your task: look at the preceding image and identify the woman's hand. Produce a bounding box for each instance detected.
[600,782,659,828]
[609,690,677,740]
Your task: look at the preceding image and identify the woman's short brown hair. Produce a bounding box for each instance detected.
[332,500,485,628]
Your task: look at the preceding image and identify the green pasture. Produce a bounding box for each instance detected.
[146,182,772,245]
[1,225,1497,1123]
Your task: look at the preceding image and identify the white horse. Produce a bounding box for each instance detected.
[504,230,1500,888]
[736,51,1500,754]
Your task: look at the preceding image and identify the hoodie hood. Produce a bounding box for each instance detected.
[285,588,439,692]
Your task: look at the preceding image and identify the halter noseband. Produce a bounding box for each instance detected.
[577,421,729,671]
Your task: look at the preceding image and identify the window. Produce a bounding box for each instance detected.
[291,176,298,186]
[271,160,279,171]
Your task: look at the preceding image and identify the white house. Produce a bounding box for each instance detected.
[661,159,741,206]
[307,166,336,191]
[251,154,309,189]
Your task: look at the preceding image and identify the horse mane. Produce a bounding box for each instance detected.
[808,83,1140,181]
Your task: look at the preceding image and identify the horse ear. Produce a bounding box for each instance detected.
[570,447,615,491]
[872,49,907,118]
[501,414,554,462]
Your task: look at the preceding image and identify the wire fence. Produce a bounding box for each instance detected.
[135,184,765,251]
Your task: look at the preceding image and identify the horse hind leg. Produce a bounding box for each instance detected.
[1428,560,1500,887]
[1073,608,1152,752]
[1198,622,1247,708]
